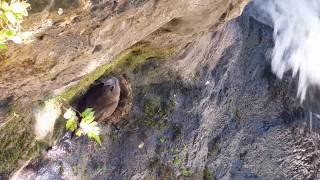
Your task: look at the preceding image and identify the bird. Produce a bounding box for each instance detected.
[79,76,121,122]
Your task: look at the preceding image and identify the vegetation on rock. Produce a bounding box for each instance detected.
[0,0,31,48]
[64,108,101,145]
[0,42,176,176]
[60,43,175,103]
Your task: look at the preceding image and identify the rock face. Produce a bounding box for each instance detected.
[8,2,320,180]
[4,0,320,180]
[0,0,248,177]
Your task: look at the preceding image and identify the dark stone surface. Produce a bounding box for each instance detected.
[12,2,320,180]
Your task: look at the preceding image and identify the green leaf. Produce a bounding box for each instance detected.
[73,108,102,145]
[87,130,96,138]
[66,116,78,132]
[5,11,16,24]
[159,136,166,144]
[81,108,95,123]
[87,131,102,145]
[93,134,102,145]
[1,2,10,11]
[173,156,181,165]
[0,14,7,25]
[11,2,29,16]
[82,114,95,123]
[81,108,93,117]
[0,44,7,49]
[75,130,82,137]
[0,1,30,47]
[3,29,15,37]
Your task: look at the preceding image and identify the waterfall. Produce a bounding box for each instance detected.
[254,0,320,103]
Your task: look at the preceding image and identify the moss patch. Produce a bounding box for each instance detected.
[180,168,191,177]
[0,109,49,174]
[60,43,175,103]
[135,81,176,130]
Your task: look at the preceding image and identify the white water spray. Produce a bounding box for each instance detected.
[254,0,320,102]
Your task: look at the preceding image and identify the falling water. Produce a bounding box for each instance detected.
[253,0,320,131]
[254,0,320,102]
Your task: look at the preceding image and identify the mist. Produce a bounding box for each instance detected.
[254,0,320,102]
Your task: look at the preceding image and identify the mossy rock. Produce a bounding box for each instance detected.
[134,81,177,130]
[0,42,176,176]
[0,109,50,175]
[60,43,175,103]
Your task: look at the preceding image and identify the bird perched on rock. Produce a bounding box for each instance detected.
[79,76,120,122]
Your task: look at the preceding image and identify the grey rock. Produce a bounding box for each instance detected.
[13,2,320,180]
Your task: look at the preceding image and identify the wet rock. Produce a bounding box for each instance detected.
[14,4,312,179]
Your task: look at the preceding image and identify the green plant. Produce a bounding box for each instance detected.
[64,108,78,132]
[159,136,166,144]
[171,147,182,166]
[171,145,188,169]
[63,108,102,145]
[180,168,190,177]
[0,0,31,48]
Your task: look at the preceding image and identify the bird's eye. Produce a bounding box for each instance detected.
[110,86,114,91]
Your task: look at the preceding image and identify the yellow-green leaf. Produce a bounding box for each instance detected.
[66,116,78,132]
[5,11,16,24]
[3,29,15,37]
[81,108,94,117]
[75,130,82,136]
[0,44,7,49]
[1,2,10,11]
[12,2,28,16]
[93,135,102,145]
